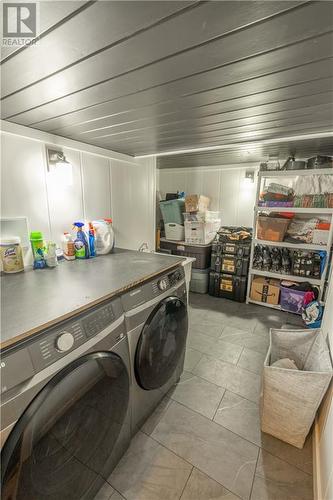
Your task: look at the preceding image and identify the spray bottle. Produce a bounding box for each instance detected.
[88,223,96,257]
[73,222,89,259]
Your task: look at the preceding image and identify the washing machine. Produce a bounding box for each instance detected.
[1,297,131,500]
[122,265,188,433]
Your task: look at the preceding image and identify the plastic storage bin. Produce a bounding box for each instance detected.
[190,268,210,294]
[257,216,290,242]
[280,282,308,314]
[159,239,212,269]
[160,199,185,225]
[261,328,333,448]
[164,223,185,241]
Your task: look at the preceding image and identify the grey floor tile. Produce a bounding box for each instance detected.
[251,449,313,500]
[180,468,240,500]
[213,392,313,475]
[171,371,225,419]
[237,348,266,375]
[220,327,269,355]
[94,481,115,500]
[141,396,173,436]
[189,321,224,339]
[260,433,313,476]
[226,316,259,333]
[214,391,261,446]
[151,400,259,500]
[194,355,262,403]
[184,347,203,372]
[110,492,126,500]
[109,431,192,500]
[188,331,243,364]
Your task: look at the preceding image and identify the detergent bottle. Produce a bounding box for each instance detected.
[73,222,89,259]
[92,218,115,255]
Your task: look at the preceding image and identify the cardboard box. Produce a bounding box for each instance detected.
[185,194,210,213]
[250,276,280,305]
[185,220,220,245]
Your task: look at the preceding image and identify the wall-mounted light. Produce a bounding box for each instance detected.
[243,170,255,185]
[46,148,73,187]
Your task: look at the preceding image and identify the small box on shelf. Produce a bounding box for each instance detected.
[185,194,210,213]
[250,276,280,305]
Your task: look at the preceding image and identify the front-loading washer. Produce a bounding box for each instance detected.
[1,297,131,500]
[121,265,188,433]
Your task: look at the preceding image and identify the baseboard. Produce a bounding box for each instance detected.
[313,417,323,500]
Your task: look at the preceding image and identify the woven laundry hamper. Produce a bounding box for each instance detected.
[260,328,332,448]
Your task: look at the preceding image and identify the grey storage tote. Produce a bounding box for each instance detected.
[260,328,332,449]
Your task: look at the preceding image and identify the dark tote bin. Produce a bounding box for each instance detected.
[159,238,212,269]
[209,272,247,302]
[211,254,249,276]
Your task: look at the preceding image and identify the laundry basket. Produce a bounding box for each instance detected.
[260,328,332,448]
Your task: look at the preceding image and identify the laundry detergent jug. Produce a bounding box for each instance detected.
[92,219,115,255]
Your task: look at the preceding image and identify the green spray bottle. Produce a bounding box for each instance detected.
[73,222,89,259]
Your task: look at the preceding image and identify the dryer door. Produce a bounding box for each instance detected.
[1,352,130,500]
[135,296,188,390]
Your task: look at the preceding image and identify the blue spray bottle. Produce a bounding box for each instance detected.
[73,222,89,259]
[88,223,96,257]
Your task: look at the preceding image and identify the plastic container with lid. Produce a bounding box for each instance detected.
[30,231,46,269]
[0,237,24,273]
[92,219,115,255]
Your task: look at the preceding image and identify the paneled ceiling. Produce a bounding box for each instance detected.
[1,1,333,157]
[156,135,333,168]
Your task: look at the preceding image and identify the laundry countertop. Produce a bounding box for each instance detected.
[1,249,184,350]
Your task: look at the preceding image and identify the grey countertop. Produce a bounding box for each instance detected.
[1,250,184,349]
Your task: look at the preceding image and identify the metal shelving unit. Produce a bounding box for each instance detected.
[246,168,333,310]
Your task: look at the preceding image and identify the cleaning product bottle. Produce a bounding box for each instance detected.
[45,242,58,267]
[73,222,89,259]
[88,223,96,257]
[92,218,115,255]
[61,232,75,260]
[30,231,46,269]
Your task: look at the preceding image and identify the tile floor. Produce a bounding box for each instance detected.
[104,293,314,500]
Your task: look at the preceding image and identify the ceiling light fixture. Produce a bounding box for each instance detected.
[135,132,333,158]
[244,170,255,184]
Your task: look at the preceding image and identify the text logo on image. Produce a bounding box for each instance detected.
[2,3,38,47]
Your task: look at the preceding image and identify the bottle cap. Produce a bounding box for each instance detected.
[0,236,21,245]
[30,231,43,240]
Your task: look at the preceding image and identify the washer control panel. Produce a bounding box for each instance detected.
[82,302,115,338]
[26,298,121,374]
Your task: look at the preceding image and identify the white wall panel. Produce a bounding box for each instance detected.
[236,168,258,227]
[186,170,203,196]
[1,125,155,259]
[202,170,221,211]
[46,148,84,243]
[157,165,258,227]
[111,158,155,251]
[219,169,240,225]
[158,169,187,199]
[1,134,51,242]
[81,152,111,220]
